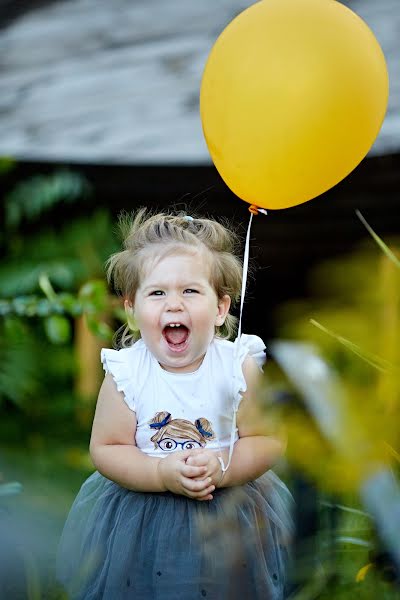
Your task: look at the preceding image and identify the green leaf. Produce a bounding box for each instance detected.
[0,300,12,316]
[0,156,16,175]
[59,292,83,316]
[11,296,39,317]
[0,481,23,497]
[79,280,108,313]
[0,260,78,297]
[86,316,113,341]
[38,273,58,303]
[5,170,91,228]
[0,319,42,405]
[310,318,394,372]
[44,315,72,344]
[356,210,400,269]
[35,298,53,316]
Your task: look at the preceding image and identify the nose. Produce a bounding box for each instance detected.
[165,293,183,311]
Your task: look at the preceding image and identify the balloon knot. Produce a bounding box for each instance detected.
[248,205,268,216]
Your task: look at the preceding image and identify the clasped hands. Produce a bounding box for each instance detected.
[157,448,224,501]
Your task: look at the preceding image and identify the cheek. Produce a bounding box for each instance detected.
[134,304,155,328]
[196,306,215,324]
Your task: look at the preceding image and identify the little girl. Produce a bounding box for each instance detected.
[57,209,293,599]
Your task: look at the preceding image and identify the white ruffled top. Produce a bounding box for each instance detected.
[101,334,266,458]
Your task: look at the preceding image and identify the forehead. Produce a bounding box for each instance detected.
[139,243,212,283]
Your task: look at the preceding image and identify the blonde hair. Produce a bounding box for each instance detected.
[107,207,243,346]
[149,411,215,448]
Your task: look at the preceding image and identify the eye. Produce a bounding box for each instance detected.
[159,438,177,451]
[150,290,165,296]
[183,441,202,450]
[184,289,199,294]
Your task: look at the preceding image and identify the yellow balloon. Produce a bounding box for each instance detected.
[200,0,389,210]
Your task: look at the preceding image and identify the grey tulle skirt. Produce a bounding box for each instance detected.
[57,470,293,600]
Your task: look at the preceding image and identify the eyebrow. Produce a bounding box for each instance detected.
[141,282,207,293]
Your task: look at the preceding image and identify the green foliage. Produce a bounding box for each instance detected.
[0,315,78,419]
[356,210,400,269]
[0,167,120,412]
[79,279,109,314]
[0,211,116,297]
[0,165,124,598]
[0,481,23,497]
[276,242,400,385]
[272,213,400,597]
[44,315,72,344]
[0,318,43,407]
[4,170,91,229]
[0,156,16,175]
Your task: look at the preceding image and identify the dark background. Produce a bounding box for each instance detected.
[2,152,399,341]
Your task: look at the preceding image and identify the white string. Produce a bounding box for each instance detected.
[237,211,253,339]
[218,207,267,475]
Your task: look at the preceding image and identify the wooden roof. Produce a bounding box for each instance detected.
[0,0,399,164]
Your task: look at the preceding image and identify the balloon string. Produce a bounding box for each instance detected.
[236,212,253,340]
[237,205,267,338]
[218,204,267,476]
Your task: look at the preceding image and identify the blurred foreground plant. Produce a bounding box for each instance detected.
[264,212,400,596]
[273,212,400,485]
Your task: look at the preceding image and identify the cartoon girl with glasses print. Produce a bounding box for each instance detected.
[149,411,215,452]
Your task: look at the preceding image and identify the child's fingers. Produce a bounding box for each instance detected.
[181,475,209,492]
[186,453,208,467]
[179,448,204,463]
[184,449,204,465]
[181,476,213,495]
[196,494,213,502]
[194,485,215,500]
[182,464,207,478]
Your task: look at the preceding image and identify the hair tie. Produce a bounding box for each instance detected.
[183,215,194,222]
[195,419,213,438]
[149,412,171,429]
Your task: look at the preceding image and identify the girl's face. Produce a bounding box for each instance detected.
[129,248,230,373]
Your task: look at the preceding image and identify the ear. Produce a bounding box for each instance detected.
[215,294,231,326]
[124,299,139,332]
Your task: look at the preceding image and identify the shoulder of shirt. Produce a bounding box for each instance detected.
[123,339,146,352]
[212,337,234,349]
[102,339,147,358]
[211,335,264,366]
[210,337,236,359]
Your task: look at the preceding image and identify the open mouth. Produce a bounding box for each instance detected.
[162,323,190,352]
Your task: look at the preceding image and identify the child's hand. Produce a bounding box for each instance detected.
[157,450,215,501]
[186,450,224,488]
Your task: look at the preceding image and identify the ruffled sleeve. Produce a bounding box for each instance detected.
[233,333,267,408]
[238,333,266,370]
[100,348,136,411]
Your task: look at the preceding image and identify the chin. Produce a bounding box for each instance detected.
[164,354,203,373]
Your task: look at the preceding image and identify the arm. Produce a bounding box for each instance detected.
[89,373,215,499]
[187,356,286,488]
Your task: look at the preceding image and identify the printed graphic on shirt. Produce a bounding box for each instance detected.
[149,411,215,452]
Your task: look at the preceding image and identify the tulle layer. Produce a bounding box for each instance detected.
[57,471,293,600]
